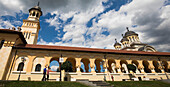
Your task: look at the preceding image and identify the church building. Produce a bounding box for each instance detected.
[0,4,170,81]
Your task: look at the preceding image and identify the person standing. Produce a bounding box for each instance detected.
[47,66,51,81]
[42,66,47,81]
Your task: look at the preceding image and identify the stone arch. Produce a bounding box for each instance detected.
[143,60,151,73]
[95,58,103,73]
[153,60,161,73]
[81,58,90,72]
[132,60,140,73]
[108,59,116,73]
[50,57,59,72]
[66,58,76,72]
[162,61,169,72]
[120,60,128,73]
[32,57,46,72]
[14,56,29,71]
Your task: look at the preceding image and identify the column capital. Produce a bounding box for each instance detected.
[26,55,36,72]
[115,59,121,69]
[127,60,132,64]
[137,60,144,69]
[27,55,36,59]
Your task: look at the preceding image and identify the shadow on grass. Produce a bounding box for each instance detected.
[107,81,170,87]
[0,81,89,87]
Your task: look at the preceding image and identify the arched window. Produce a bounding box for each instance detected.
[33,12,35,16]
[0,40,5,49]
[17,62,24,71]
[35,64,41,72]
[36,13,39,17]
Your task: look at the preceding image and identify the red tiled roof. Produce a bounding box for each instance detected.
[15,44,170,56]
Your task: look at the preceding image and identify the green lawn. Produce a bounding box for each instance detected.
[0,81,89,87]
[107,81,170,87]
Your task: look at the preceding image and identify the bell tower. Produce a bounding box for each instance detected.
[21,2,42,44]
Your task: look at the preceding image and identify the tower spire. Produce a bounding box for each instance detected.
[126,27,129,31]
[37,1,40,6]
[115,39,117,43]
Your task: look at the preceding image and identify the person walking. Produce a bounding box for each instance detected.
[47,66,51,81]
[42,66,47,81]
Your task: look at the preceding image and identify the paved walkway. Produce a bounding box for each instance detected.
[161,79,170,83]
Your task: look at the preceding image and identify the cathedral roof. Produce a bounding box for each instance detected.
[138,47,145,51]
[120,37,129,43]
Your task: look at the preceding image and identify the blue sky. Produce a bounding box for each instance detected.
[0,0,170,52]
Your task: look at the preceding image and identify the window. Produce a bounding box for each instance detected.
[33,12,35,16]
[35,64,41,72]
[0,40,5,49]
[17,62,24,71]
[36,13,39,17]
[25,32,28,39]
[28,32,31,39]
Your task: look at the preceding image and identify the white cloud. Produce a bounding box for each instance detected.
[51,66,59,71]
[0,19,14,29]
[1,0,169,52]
[42,0,170,52]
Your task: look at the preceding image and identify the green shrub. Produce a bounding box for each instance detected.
[127,64,136,72]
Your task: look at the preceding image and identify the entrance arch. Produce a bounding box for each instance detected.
[120,60,128,73]
[50,57,59,72]
[95,58,104,73]
[81,58,90,72]
[143,60,151,73]
[162,61,170,73]
[132,60,140,73]
[108,59,116,73]
[66,58,76,72]
[153,60,161,73]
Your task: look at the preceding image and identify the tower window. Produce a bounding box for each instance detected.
[28,32,31,39]
[17,62,24,71]
[35,64,41,72]
[33,12,35,16]
[36,13,39,17]
[25,32,28,39]
[0,40,5,49]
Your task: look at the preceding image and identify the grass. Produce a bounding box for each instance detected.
[1,81,170,87]
[0,81,89,87]
[107,81,170,87]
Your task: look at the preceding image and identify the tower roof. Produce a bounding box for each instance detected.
[29,2,43,16]
[124,27,138,37]
[114,39,121,47]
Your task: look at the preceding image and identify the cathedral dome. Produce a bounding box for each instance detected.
[124,27,138,37]
[114,42,121,47]
[120,34,129,43]
[120,37,129,43]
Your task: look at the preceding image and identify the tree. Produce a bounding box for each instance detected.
[61,61,73,72]
[127,64,136,72]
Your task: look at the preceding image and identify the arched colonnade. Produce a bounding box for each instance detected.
[13,55,170,74]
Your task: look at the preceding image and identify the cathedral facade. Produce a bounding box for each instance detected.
[0,4,170,81]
